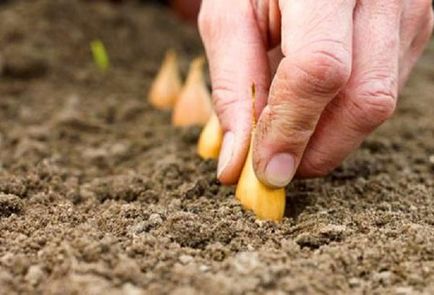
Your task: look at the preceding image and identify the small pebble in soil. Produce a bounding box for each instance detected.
[199,265,209,272]
[24,265,44,286]
[395,286,414,295]
[348,277,362,288]
[148,213,163,225]
[178,254,193,265]
[121,283,143,295]
[232,252,262,275]
[373,271,393,286]
[296,224,348,249]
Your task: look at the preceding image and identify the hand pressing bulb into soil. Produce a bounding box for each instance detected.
[198,0,433,188]
[151,0,432,220]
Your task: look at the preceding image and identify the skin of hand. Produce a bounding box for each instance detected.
[198,0,434,188]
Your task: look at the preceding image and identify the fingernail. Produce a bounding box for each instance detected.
[217,132,235,177]
[264,153,296,187]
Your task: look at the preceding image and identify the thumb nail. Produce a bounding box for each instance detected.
[264,153,296,187]
[217,131,235,178]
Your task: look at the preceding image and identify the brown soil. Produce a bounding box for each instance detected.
[0,1,433,294]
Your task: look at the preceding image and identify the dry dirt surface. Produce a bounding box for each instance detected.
[0,1,433,294]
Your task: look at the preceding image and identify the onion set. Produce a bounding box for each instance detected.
[235,85,286,221]
[172,56,212,127]
[148,49,182,110]
[197,111,223,159]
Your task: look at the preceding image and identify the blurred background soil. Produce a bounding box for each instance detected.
[0,1,433,294]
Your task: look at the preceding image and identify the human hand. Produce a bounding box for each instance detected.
[199,0,433,187]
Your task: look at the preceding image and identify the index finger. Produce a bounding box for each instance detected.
[253,0,355,187]
[199,0,271,184]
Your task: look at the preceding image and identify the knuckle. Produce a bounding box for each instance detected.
[348,80,397,132]
[285,46,351,96]
[263,103,316,149]
[212,82,250,118]
[359,90,396,122]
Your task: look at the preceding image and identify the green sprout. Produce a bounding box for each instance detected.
[90,40,110,72]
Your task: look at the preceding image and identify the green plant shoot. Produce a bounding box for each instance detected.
[90,40,110,72]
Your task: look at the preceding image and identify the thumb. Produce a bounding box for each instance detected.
[199,0,270,184]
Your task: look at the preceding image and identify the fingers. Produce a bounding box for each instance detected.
[199,0,270,184]
[297,0,402,178]
[267,46,283,77]
[398,0,434,88]
[253,0,355,188]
